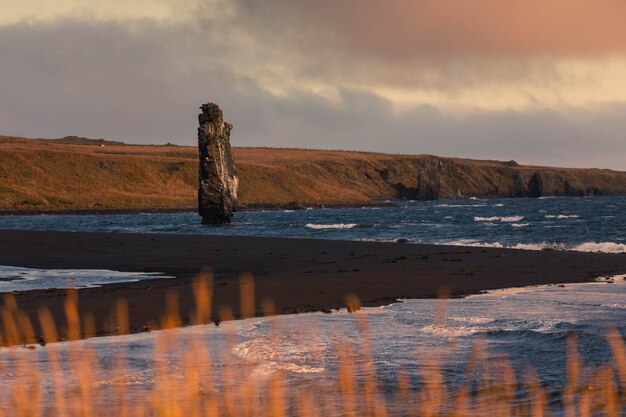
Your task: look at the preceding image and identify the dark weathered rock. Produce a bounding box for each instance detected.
[415,160,442,200]
[528,172,582,198]
[508,171,528,197]
[198,103,238,224]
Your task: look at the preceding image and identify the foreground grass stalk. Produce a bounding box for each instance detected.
[0,275,623,416]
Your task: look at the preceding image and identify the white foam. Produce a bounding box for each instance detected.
[511,223,530,227]
[305,223,357,230]
[545,214,580,219]
[449,316,495,324]
[420,324,483,337]
[594,274,626,282]
[435,204,487,208]
[573,242,626,253]
[250,362,325,378]
[501,216,525,222]
[444,240,626,254]
[474,216,524,222]
[602,303,626,309]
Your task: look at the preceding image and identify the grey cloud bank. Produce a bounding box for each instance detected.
[0,6,624,171]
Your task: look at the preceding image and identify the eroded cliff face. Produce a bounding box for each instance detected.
[382,159,617,200]
[198,103,238,224]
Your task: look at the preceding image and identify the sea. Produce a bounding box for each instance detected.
[0,196,624,252]
[1,196,625,413]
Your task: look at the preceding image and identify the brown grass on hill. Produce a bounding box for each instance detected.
[0,274,624,416]
[1,135,625,211]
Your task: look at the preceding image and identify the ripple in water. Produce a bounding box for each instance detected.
[1,196,624,253]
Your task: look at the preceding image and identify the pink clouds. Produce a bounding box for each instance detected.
[241,0,626,59]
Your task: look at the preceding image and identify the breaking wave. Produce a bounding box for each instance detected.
[574,242,626,253]
[435,204,487,208]
[305,223,358,230]
[420,324,485,337]
[602,303,626,309]
[474,216,524,222]
[445,240,626,253]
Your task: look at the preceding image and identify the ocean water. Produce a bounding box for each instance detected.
[1,278,625,414]
[0,196,625,253]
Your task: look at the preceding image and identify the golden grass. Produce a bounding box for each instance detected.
[1,135,625,210]
[0,273,624,417]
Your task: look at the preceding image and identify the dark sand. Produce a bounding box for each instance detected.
[1,229,626,342]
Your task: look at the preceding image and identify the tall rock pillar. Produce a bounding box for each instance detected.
[198,103,238,224]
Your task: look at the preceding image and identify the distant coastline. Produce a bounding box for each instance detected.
[1,134,625,213]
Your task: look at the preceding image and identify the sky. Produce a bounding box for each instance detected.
[1,0,625,169]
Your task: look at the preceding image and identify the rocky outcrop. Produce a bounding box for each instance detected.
[415,160,442,200]
[198,103,238,224]
[372,157,619,201]
[527,172,582,198]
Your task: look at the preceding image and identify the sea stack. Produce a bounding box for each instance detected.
[198,103,238,224]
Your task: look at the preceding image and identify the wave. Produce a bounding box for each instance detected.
[474,215,524,222]
[445,240,626,254]
[305,223,357,230]
[435,204,487,208]
[449,316,495,325]
[574,241,626,253]
[511,223,530,227]
[545,214,580,219]
[420,324,484,337]
[250,362,325,378]
[602,303,626,309]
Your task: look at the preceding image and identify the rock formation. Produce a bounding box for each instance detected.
[198,103,238,224]
[527,172,582,198]
[415,159,442,200]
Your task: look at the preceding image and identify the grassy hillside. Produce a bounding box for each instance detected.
[1,135,625,211]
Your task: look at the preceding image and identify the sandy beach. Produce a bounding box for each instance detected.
[0,229,625,342]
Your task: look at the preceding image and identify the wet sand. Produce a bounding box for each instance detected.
[1,229,625,342]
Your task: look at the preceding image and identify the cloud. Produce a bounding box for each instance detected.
[0,3,624,170]
[235,0,626,59]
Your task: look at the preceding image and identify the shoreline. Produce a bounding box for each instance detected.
[3,194,626,217]
[0,201,398,217]
[1,230,626,344]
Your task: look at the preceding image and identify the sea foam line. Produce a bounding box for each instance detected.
[474,215,524,222]
[305,223,358,230]
[445,241,626,254]
[545,214,580,219]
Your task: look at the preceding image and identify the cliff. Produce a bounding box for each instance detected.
[0,135,624,211]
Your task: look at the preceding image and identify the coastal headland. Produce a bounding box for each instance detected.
[1,229,625,343]
[1,135,626,213]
